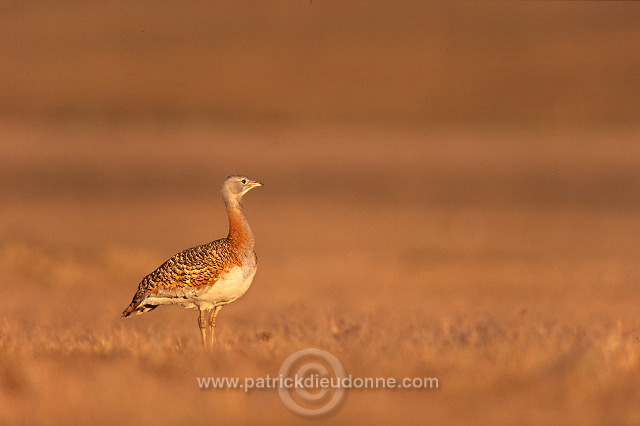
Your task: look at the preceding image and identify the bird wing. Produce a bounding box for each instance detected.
[122,239,236,316]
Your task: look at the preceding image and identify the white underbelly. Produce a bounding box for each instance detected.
[194,265,256,309]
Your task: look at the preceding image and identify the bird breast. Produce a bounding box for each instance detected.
[196,261,256,307]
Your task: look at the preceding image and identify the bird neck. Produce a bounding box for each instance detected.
[225,197,254,251]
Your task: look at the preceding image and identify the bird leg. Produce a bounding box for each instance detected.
[198,309,207,346]
[207,306,222,347]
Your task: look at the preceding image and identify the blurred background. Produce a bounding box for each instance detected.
[2,1,640,424]
[1,1,639,125]
[2,0,639,246]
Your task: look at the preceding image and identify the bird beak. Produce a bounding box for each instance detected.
[251,180,263,188]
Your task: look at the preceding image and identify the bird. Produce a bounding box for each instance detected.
[122,175,263,347]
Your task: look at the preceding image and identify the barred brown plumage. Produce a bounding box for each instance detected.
[121,175,262,347]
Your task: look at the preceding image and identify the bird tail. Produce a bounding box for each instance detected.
[121,300,157,317]
[121,302,139,317]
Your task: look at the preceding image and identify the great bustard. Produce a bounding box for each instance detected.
[122,175,262,346]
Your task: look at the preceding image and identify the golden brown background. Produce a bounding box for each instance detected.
[2,1,640,424]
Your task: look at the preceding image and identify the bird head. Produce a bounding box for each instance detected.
[221,175,263,200]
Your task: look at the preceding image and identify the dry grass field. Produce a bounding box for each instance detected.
[2,1,640,425]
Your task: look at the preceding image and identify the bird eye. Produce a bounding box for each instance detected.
[241,179,247,184]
